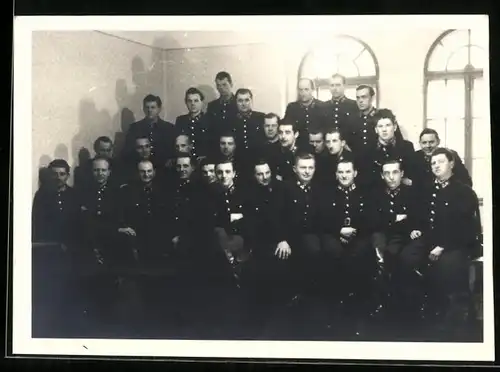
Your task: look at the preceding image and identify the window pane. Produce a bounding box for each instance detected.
[470,45,487,70]
[337,55,359,78]
[441,30,469,56]
[317,87,331,101]
[445,79,465,118]
[445,118,466,159]
[446,46,470,71]
[472,118,490,159]
[472,78,486,118]
[427,43,449,72]
[427,80,446,119]
[355,48,376,76]
[472,157,489,199]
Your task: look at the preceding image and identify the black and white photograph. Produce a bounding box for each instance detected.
[12,15,493,361]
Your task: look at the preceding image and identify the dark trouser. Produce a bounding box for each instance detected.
[321,234,376,317]
[242,241,295,335]
[292,233,323,298]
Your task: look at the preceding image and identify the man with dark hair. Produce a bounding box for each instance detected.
[309,129,326,156]
[320,158,376,335]
[118,136,163,186]
[198,156,217,186]
[122,94,176,166]
[284,78,326,146]
[361,108,416,190]
[369,158,426,324]
[413,148,482,334]
[174,87,212,158]
[74,136,116,191]
[32,159,80,246]
[414,128,472,189]
[244,158,293,336]
[282,152,326,328]
[212,131,249,186]
[322,74,358,136]
[116,159,172,333]
[207,71,238,126]
[315,127,355,186]
[269,120,315,183]
[222,88,266,157]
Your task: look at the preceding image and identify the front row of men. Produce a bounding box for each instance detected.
[32,144,482,336]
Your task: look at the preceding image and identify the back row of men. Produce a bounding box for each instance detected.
[74,71,472,192]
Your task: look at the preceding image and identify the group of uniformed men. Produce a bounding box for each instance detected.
[32,71,483,339]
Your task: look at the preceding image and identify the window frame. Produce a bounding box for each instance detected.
[423,29,485,204]
[297,35,380,106]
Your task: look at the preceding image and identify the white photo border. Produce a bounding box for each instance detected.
[13,14,494,361]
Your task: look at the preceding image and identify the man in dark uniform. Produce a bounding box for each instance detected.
[244,159,293,337]
[116,159,172,335]
[32,159,81,335]
[74,136,115,191]
[316,127,355,186]
[223,88,265,158]
[270,121,315,183]
[282,152,326,333]
[198,156,217,186]
[322,74,358,136]
[212,159,253,337]
[414,128,472,189]
[207,71,238,129]
[32,159,80,246]
[122,94,176,166]
[369,159,427,326]
[212,132,249,186]
[78,156,130,333]
[361,109,416,191]
[174,87,213,158]
[253,113,281,169]
[413,148,482,337]
[117,136,161,186]
[309,129,326,156]
[320,159,376,335]
[284,78,326,146]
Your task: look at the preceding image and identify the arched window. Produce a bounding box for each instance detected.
[424,29,487,199]
[298,35,380,104]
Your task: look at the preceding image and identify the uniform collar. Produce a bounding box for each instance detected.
[331,95,346,103]
[189,111,203,120]
[377,137,397,149]
[386,186,401,197]
[220,94,234,104]
[237,111,252,119]
[360,106,376,118]
[435,177,450,189]
[299,98,316,108]
[338,183,356,192]
[296,180,311,192]
[224,183,236,195]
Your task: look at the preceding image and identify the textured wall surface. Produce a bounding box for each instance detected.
[164,43,286,122]
[31,31,165,198]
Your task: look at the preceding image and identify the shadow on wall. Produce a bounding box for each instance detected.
[112,36,183,156]
[37,143,69,189]
[197,84,218,110]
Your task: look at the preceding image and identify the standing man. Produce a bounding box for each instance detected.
[224,88,266,157]
[414,128,472,189]
[213,132,249,185]
[322,74,358,137]
[207,71,238,129]
[175,87,213,158]
[316,127,355,187]
[123,94,176,166]
[284,78,326,146]
[270,121,315,182]
[362,109,416,190]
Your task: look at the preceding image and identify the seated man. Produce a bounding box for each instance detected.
[32,159,80,247]
[320,159,376,330]
[244,158,293,335]
[414,128,472,189]
[413,148,482,333]
[369,159,426,321]
[282,152,325,308]
[74,136,115,191]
